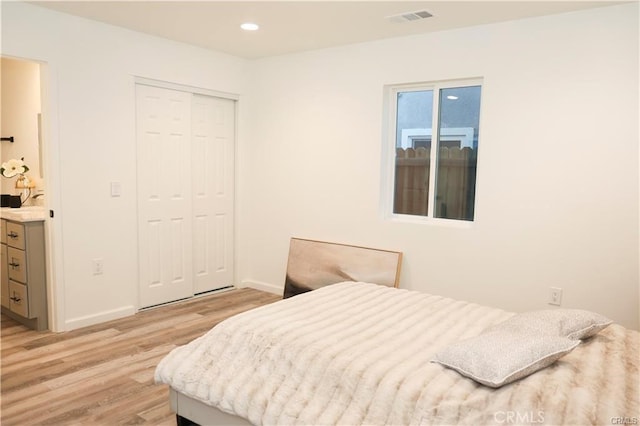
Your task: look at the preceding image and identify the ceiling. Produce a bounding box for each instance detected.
[30,1,626,59]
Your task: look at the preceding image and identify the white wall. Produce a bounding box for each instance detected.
[240,4,639,329]
[2,2,248,329]
[0,57,42,195]
[3,2,638,331]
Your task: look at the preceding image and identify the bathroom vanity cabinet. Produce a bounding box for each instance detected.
[1,216,48,331]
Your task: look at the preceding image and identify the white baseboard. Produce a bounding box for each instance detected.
[65,305,136,331]
[240,279,283,295]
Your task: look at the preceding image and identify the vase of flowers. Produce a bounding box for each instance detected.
[1,157,29,178]
[1,157,32,207]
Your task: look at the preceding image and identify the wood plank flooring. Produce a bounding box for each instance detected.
[0,287,281,425]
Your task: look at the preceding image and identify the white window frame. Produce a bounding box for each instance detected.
[400,127,475,149]
[381,78,482,226]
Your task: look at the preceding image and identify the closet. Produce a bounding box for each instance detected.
[136,83,235,308]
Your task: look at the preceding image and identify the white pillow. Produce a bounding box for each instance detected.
[432,331,579,388]
[492,309,612,340]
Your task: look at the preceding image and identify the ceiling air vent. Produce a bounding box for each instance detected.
[386,10,433,24]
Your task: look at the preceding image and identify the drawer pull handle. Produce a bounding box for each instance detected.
[9,261,20,269]
[10,295,21,303]
[8,232,19,239]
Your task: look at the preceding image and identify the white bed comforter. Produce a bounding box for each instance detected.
[155,282,639,425]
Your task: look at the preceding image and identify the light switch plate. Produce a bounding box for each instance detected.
[110,182,121,197]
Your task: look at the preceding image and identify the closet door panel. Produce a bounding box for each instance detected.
[137,85,193,307]
[191,95,235,293]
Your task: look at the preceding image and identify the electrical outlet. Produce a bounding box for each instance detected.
[549,287,563,306]
[92,258,104,275]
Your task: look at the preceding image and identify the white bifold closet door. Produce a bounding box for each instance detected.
[136,84,234,308]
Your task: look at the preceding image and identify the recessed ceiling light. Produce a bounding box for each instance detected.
[241,22,259,31]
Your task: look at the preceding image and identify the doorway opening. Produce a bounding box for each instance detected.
[1,56,61,331]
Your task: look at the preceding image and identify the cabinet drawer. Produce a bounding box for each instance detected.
[7,247,27,283]
[0,219,6,244]
[9,280,29,318]
[1,243,9,308]
[6,222,25,250]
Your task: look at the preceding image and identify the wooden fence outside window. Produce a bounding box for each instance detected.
[394,146,477,220]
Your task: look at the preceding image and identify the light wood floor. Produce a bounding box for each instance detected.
[0,287,281,425]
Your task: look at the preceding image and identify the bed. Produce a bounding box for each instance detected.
[155,281,639,425]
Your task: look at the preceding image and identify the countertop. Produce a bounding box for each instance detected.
[1,206,47,222]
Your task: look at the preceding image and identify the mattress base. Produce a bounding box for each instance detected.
[170,388,250,426]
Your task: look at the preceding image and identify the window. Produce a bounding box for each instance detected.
[387,80,482,222]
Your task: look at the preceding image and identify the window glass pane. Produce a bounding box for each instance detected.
[435,86,481,221]
[393,90,433,216]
